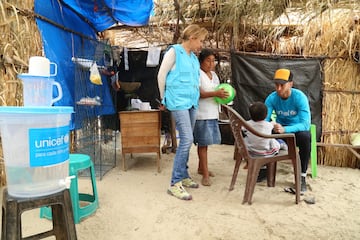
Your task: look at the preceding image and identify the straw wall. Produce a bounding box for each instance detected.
[300,8,360,168]
[0,0,42,186]
[319,59,360,167]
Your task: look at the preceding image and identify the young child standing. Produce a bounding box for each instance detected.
[193,49,228,186]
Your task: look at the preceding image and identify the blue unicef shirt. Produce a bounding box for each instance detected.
[265,88,311,133]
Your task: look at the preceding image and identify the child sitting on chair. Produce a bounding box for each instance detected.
[242,102,287,181]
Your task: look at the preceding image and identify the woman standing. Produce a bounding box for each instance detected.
[194,49,228,186]
[157,24,208,200]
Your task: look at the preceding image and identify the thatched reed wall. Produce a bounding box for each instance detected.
[300,9,360,168]
[318,59,360,167]
[0,0,42,186]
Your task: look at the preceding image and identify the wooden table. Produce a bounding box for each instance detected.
[118,110,161,172]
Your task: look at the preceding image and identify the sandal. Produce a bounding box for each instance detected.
[197,170,215,177]
[284,187,296,195]
[201,178,211,186]
[284,187,304,196]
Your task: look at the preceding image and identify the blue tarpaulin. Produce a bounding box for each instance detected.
[61,0,154,32]
[34,0,153,129]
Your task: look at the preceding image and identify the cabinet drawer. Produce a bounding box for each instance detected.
[119,111,160,124]
[119,110,161,149]
[122,136,159,147]
[121,124,159,137]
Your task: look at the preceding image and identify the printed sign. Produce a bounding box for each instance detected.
[29,125,70,167]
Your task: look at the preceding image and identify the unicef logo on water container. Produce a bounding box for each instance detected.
[34,133,69,148]
[29,125,70,167]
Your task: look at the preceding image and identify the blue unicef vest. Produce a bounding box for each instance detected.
[163,44,200,111]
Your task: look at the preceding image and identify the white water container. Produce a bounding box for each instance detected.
[0,106,73,198]
[18,74,63,106]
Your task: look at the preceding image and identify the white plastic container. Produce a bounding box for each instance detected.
[0,106,73,198]
[28,56,57,77]
[18,74,63,106]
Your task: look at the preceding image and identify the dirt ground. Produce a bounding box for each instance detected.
[3,143,360,240]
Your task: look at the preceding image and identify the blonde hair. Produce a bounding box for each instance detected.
[181,24,208,41]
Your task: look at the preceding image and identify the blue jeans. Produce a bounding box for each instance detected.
[170,107,197,185]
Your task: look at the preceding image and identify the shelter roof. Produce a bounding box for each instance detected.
[59,0,154,32]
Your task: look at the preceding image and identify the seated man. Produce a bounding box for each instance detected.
[265,68,311,193]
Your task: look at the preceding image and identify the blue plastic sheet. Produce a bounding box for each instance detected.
[34,0,153,129]
[230,52,323,139]
[62,0,154,31]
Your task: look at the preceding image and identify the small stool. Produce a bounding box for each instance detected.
[1,188,77,240]
[40,153,99,224]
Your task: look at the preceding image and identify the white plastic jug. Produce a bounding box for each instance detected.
[28,56,57,77]
[0,106,73,197]
[18,74,63,106]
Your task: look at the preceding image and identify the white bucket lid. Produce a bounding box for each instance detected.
[0,106,74,114]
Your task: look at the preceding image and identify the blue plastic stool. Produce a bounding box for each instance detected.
[40,154,99,224]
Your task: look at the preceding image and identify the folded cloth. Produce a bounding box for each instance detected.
[146,46,161,67]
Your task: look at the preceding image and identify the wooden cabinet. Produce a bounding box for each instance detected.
[118,110,161,172]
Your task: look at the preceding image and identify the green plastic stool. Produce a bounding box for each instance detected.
[310,124,318,178]
[40,153,99,224]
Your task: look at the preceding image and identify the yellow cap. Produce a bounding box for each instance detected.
[273,68,292,84]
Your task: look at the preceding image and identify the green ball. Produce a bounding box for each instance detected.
[214,83,236,104]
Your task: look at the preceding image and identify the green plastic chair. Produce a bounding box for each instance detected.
[40,153,99,223]
[271,111,317,178]
[310,124,318,178]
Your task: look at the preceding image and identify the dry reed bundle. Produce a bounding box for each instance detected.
[0,0,42,186]
[289,6,360,168]
[323,58,360,91]
[147,0,293,50]
[320,93,360,167]
[125,0,360,54]
[105,28,173,49]
[271,36,302,55]
[319,58,360,167]
[0,0,42,106]
[302,8,360,58]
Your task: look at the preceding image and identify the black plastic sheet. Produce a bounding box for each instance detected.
[231,52,323,139]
